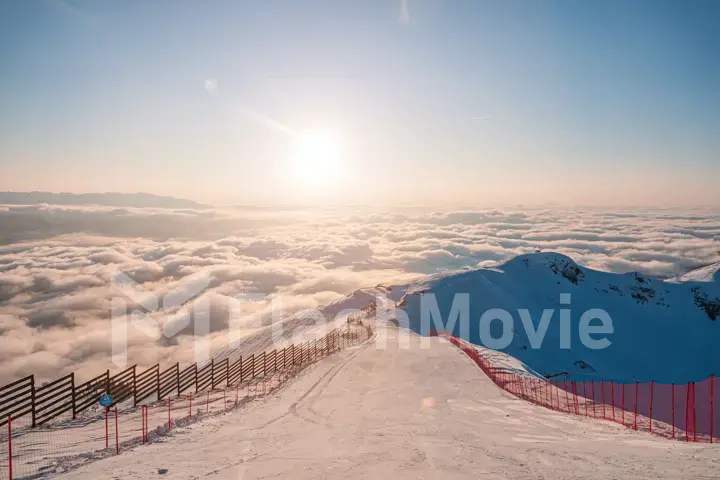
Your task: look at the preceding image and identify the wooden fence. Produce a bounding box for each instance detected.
[1,325,370,429]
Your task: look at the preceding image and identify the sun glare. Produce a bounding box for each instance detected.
[290,129,342,186]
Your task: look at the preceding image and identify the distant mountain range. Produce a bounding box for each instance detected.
[0,192,209,209]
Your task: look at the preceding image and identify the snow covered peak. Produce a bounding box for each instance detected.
[498,251,580,269]
[678,261,720,283]
[399,252,720,383]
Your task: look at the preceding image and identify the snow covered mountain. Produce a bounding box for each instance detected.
[210,252,717,385]
[400,253,720,383]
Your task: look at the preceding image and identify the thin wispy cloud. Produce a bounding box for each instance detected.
[399,0,410,25]
[236,105,299,138]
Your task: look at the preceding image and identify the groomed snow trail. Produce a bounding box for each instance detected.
[61,327,718,479]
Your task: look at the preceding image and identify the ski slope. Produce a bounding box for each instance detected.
[61,326,718,479]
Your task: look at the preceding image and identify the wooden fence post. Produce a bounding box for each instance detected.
[71,372,77,420]
[30,374,36,428]
[128,365,136,404]
[8,415,12,480]
[194,363,198,393]
[155,364,160,401]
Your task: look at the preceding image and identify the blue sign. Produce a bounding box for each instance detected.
[99,394,113,408]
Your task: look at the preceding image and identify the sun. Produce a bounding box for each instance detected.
[289,129,342,185]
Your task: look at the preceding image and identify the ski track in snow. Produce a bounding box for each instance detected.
[58,327,719,480]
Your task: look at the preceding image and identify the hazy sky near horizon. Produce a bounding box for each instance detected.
[1,0,719,206]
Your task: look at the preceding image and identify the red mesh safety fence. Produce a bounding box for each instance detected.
[429,330,718,444]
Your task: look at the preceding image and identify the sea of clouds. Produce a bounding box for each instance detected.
[1,203,718,384]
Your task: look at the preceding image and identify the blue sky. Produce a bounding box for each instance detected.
[1,0,718,206]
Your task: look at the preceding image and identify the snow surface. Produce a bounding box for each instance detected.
[59,327,718,479]
[208,286,403,365]
[401,253,720,383]
[678,261,720,283]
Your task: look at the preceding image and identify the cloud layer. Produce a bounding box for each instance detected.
[0,204,718,384]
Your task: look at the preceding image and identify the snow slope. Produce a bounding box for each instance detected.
[60,327,718,479]
[207,286,404,364]
[401,253,720,383]
[678,261,720,283]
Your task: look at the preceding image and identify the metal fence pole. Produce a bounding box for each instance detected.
[114,407,119,455]
[649,380,654,433]
[672,383,675,439]
[710,376,715,444]
[634,382,639,430]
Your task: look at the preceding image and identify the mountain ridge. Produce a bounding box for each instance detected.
[0,191,208,209]
[400,252,719,383]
